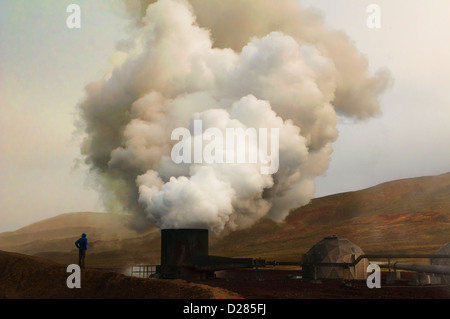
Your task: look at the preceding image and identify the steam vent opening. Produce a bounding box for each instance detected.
[302,235,368,280]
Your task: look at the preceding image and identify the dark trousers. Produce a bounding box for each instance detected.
[78,249,86,268]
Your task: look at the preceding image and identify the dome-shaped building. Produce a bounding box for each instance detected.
[431,242,450,284]
[302,235,368,280]
[432,242,450,265]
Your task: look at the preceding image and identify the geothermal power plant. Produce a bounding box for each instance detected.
[132,228,450,287]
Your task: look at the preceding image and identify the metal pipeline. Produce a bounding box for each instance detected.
[382,262,450,276]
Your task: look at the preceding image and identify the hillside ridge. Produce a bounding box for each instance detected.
[1,172,449,266]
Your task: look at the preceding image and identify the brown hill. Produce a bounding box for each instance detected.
[0,212,162,268]
[211,172,450,260]
[1,173,450,267]
[0,250,241,299]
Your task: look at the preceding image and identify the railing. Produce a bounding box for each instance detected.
[130,265,158,278]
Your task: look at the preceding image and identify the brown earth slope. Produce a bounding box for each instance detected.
[0,250,241,299]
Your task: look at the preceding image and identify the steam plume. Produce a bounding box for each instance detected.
[76,0,391,234]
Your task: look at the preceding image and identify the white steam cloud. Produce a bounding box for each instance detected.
[76,0,391,235]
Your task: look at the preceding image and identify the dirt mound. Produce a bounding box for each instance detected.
[0,250,241,299]
[196,269,450,299]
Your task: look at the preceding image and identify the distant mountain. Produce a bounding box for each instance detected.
[211,172,450,261]
[1,173,449,267]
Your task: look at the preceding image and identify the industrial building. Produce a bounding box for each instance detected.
[131,228,450,287]
[158,228,263,279]
[432,242,450,284]
[301,235,369,280]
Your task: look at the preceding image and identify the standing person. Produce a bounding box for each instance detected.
[75,233,88,268]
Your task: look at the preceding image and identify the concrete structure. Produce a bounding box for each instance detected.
[159,228,263,279]
[302,235,368,280]
[160,229,209,278]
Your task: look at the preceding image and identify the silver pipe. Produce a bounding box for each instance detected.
[391,262,450,275]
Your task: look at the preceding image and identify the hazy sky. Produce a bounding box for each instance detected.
[1,0,450,232]
[301,0,450,195]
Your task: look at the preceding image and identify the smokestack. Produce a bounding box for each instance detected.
[160,228,209,278]
[159,228,261,279]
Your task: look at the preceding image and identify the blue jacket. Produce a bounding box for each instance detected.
[75,233,88,250]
